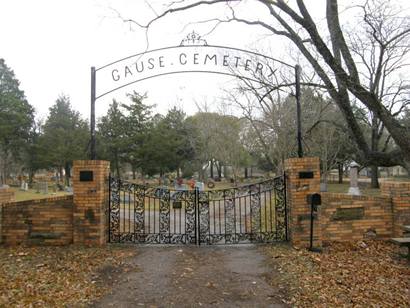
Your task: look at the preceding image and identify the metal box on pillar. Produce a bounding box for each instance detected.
[72,160,110,245]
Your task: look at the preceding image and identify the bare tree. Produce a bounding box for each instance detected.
[348,0,410,186]
[119,0,410,172]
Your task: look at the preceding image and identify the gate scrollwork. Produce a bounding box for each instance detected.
[109,175,287,244]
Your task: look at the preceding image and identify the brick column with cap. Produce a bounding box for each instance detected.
[72,160,110,245]
[381,181,410,237]
[285,157,322,247]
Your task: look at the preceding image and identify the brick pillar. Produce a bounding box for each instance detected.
[381,182,410,237]
[0,188,15,243]
[0,187,15,204]
[285,157,321,247]
[72,160,110,245]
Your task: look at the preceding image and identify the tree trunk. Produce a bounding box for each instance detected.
[370,165,379,189]
[210,160,214,178]
[232,167,238,186]
[321,171,328,192]
[338,162,343,184]
[0,165,4,186]
[28,170,35,186]
[217,163,222,179]
[0,150,8,186]
[200,169,205,181]
[64,163,70,186]
[114,152,120,178]
[132,168,136,180]
[244,167,248,179]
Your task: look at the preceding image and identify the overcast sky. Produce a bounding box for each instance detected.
[1,0,270,120]
[1,0,408,122]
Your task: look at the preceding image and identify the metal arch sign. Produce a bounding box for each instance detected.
[90,32,301,159]
[93,32,292,100]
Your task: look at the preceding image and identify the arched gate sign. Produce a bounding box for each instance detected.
[90,32,303,159]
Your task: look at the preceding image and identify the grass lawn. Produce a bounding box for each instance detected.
[128,178,268,192]
[384,176,410,182]
[10,188,71,202]
[327,183,381,196]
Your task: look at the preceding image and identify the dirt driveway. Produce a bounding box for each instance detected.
[93,245,286,307]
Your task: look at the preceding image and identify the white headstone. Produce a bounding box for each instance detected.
[43,181,48,194]
[348,161,361,195]
[195,181,205,191]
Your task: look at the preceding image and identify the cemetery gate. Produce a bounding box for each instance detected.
[108,176,288,245]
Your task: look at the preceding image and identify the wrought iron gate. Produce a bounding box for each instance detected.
[108,176,287,244]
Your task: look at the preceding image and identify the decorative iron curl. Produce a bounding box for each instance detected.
[180,31,208,46]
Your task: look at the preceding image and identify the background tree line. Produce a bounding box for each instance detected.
[0,60,255,184]
[0,56,371,185]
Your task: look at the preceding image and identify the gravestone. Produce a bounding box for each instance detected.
[348,161,361,195]
[20,181,28,191]
[175,183,188,191]
[40,181,48,194]
[195,181,205,191]
[174,181,186,191]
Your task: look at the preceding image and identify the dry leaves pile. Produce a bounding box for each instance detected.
[265,241,410,307]
[0,245,136,307]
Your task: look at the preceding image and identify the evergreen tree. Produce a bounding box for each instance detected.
[40,94,88,185]
[122,92,154,179]
[141,108,197,177]
[97,100,127,177]
[0,59,34,185]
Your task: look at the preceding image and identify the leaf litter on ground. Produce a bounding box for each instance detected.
[0,245,136,307]
[264,240,410,307]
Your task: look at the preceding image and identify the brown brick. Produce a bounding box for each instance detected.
[1,196,74,246]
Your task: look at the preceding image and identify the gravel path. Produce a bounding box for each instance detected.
[93,245,286,307]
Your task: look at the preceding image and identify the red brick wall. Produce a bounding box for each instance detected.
[1,196,73,246]
[285,158,410,244]
[320,193,393,242]
[0,160,111,247]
